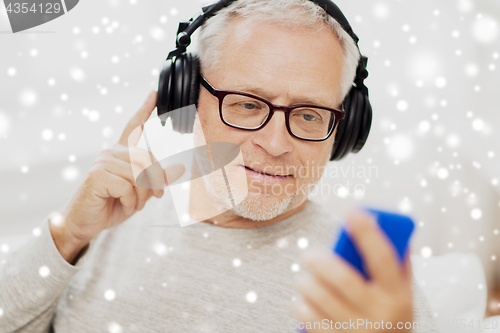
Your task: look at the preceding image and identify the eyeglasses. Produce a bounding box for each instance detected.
[200,76,345,142]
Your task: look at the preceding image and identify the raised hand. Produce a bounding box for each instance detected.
[50,91,185,264]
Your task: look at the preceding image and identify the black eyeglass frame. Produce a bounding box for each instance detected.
[200,76,346,142]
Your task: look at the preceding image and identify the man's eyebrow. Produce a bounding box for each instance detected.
[230,85,334,108]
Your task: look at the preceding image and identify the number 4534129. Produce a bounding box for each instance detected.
[6,2,62,14]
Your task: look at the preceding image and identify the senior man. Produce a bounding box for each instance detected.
[0,0,438,332]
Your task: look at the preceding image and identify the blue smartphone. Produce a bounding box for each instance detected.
[332,208,415,280]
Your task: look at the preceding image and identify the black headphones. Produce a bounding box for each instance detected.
[157,0,372,161]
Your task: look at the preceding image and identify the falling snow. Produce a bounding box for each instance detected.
[0,112,11,136]
[50,212,64,226]
[32,228,41,237]
[471,208,483,220]
[396,100,409,112]
[108,322,123,333]
[421,247,433,258]
[472,16,498,44]
[19,89,37,107]
[62,166,80,181]
[246,291,257,303]
[0,244,9,253]
[386,134,414,161]
[373,3,390,20]
[153,242,168,256]
[39,266,50,278]
[276,238,288,248]
[70,67,86,82]
[297,238,309,249]
[104,289,116,301]
[437,168,449,180]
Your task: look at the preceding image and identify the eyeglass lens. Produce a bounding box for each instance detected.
[221,93,334,140]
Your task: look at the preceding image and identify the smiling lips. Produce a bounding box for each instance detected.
[242,165,292,181]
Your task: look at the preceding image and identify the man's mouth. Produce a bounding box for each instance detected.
[242,165,292,178]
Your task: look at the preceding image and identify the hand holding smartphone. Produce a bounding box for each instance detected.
[295,208,415,333]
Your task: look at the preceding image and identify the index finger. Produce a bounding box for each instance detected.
[118,90,157,147]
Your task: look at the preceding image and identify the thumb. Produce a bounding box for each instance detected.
[402,249,413,283]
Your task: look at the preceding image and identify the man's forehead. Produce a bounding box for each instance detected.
[217,17,344,107]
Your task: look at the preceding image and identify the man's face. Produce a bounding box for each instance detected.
[195,17,344,221]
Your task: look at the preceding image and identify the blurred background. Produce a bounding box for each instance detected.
[1,0,499,316]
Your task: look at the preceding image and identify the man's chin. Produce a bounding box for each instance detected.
[231,194,294,222]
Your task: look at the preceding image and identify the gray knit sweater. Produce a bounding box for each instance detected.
[0,197,438,333]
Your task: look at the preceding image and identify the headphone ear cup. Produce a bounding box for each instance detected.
[172,55,185,111]
[330,87,372,161]
[352,92,372,153]
[174,53,199,134]
[181,53,192,108]
[181,53,200,134]
[340,87,362,158]
[189,54,201,107]
[170,55,185,132]
[178,53,190,134]
[330,87,357,161]
[156,53,199,134]
[330,112,347,161]
[157,58,174,123]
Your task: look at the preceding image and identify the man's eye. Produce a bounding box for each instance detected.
[239,102,258,110]
[302,114,316,121]
[292,108,324,123]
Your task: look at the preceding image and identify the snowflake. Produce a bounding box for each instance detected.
[246,291,257,303]
[420,247,432,258]
[233,258,242,267]
[32,228,41,237]
[276,238,288,248]
[108,322,123,333]
[297,237,309,249]
[470,208,482,220]
[472,16,498,44]
[62,166,80,182]
[153,242,168,256]
[39,266,50,278]
[104,289,116,301]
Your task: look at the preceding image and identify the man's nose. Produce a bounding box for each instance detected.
[251,110,293,157]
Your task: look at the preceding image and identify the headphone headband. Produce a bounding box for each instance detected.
[168,0,360,59]
[309,0,359,43]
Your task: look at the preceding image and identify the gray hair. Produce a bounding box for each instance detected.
[197,0,360,103]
